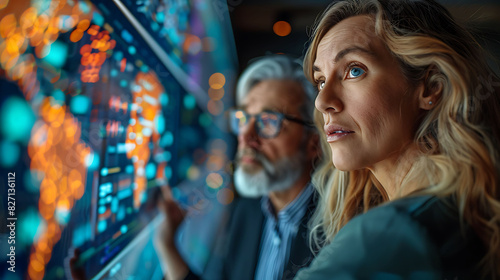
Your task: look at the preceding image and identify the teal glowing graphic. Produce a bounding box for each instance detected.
[0,140,20,167]
[0,97,36,144]
[70,95,91,114]
[183,94,196,109]
[43,41,68,68]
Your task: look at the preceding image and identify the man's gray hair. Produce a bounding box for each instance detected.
[235,55,317,124]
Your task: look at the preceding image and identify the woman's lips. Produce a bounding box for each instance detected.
[324,125,354,142]
[326,131,354,142]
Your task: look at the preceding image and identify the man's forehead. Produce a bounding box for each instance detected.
[241,80,303,114]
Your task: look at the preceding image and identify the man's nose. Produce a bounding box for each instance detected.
[238,118,260,149]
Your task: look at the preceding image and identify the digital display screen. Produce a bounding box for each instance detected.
[0,0,237,279]
[118,0,191,67]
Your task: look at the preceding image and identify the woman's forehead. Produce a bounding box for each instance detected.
[314,15,387,68]
[319,15,376,53]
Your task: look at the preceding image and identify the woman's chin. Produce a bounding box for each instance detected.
[331,151,357,171]
[331,160,355,172]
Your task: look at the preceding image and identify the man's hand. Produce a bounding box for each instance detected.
[68,249,86,280]
[154,186,189,280]
[156,186,186,247]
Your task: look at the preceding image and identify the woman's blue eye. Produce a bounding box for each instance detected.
[347,67,365,79]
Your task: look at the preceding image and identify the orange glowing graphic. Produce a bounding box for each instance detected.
[126,71,167,209]
[27,98,91,280]
[0,3,92,100]
[109,95,129,113]
[80,26,116,83]
[0,2,96,279]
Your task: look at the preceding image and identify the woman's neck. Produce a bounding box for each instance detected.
[369,144,420,200]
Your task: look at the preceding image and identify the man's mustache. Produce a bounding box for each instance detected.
[235,148,275,173]
[236,148,267,164]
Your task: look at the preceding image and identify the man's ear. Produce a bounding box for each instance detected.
[418,66,443,110]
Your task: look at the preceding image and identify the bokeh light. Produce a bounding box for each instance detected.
[273,21,292,37]
[216,188,234,205]
[206,172,223,189]
[207,99,224,115]
[70,95,91,114]
[183,34,202,55]
[208,87,224,100]
[0,0,8,9]
[0,96,36,143]
[183,94,196,109]
[208,72,225,89]
[43,41,68,68]
[18,207,42,246]
[0,140,20,167]
[0,14,16,38]
[207,154,225,171]
[187,166,200,180]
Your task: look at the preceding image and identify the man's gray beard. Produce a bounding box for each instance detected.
[234,149,306,198]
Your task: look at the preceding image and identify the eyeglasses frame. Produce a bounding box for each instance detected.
[229,108,315,139]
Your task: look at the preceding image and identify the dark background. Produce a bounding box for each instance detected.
[228,0,500,73]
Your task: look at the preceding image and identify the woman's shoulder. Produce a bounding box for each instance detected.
[296,196,444,279]
[296,195,483,279]
[338,195,448,254]
[356,194,479,252]
[340,195,451,237]
[350,195,480,257]
[359,195,456,226]
[336,195,482,278]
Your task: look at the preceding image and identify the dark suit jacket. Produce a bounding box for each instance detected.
[186,192,317,280]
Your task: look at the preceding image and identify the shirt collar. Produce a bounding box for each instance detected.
[260,182,314,224]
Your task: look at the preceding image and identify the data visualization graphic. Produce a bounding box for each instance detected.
[0,0,237,279]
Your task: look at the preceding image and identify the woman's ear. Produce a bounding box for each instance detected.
[419,66,443,110]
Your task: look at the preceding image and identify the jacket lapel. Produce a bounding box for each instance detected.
[282,193,317,280]
[225,198,264,280]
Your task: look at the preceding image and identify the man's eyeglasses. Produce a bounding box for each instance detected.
[229,109,314,139]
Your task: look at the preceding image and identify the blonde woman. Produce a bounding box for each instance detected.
[297,0,500,279]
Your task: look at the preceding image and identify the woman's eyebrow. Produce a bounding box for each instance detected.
[334,46,374,63]
[313,45,374,72]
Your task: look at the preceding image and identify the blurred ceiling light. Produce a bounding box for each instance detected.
[273,20,291,37]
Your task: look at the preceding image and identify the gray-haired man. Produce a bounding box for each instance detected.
[155,55,319,280]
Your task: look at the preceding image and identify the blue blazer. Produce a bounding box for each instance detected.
[295,195,485,280]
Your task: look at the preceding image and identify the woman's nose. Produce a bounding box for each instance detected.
[315,81,344,114]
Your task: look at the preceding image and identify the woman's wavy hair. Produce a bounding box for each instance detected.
[306,0,500,277]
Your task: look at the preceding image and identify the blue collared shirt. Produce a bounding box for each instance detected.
[254,183,314,280]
